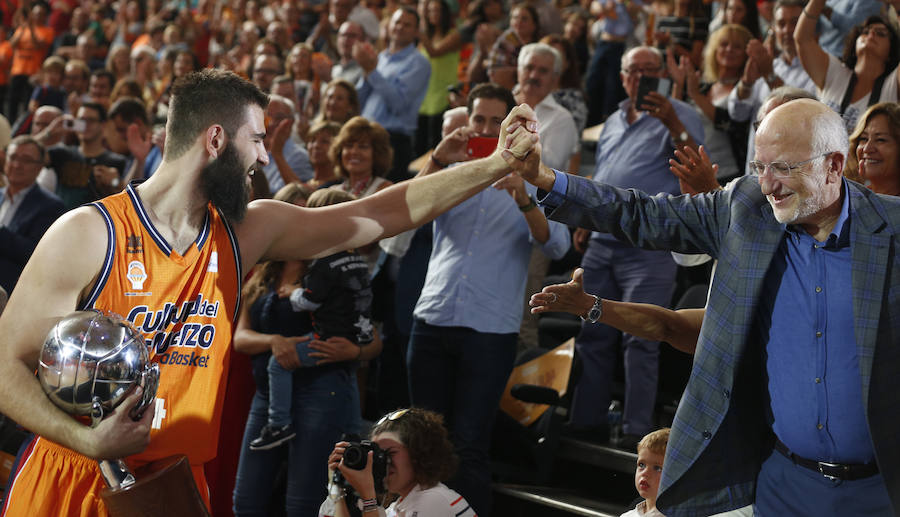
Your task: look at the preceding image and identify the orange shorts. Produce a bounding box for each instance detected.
[1,438,210,517]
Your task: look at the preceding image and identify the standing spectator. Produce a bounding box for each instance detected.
[7,2,54,123]
[307,0,355,62]
[331,21,366,86]
[795,2,900,132]
[567,46,703,448]
[515,43,578,172]
[0,135,65,293]
[486,3,541,90]
[408,83,569,517]
[585,0,641,125]
[416,0,462,157]
[673,24,752,183]
[355,6,431,182]
[727,0,815,175]
[26,56,67,116]
[540,34,589,135]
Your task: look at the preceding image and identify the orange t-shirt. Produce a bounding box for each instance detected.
[10,25,54,76]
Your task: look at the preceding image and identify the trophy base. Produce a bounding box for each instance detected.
[101,455,210,517]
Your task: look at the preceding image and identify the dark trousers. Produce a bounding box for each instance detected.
[570,241,677,436]
[387,130,413,183]
[6,75,30,123]
[585,41,627,126]
[407,319,517,517]
[754,448,891,515]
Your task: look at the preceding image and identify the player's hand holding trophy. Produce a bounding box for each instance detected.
[38,311,209,517]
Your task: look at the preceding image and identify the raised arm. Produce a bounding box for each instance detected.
[794,0,829,89]
[237,105,540,267]
[0,208,155,460]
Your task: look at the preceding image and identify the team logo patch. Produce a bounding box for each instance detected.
[127,260,148,290]
[207,251,218,273]
[126,234,143,254]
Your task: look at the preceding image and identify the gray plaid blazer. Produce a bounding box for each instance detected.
[546,174,900,516]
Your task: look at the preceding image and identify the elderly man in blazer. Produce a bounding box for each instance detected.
[510,98,899,515]
[0,136,65,294]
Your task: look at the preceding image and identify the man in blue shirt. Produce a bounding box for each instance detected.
[408,83,570,517]
[569,45,703,447]
[355,6,431,182]
[512,97,898,515]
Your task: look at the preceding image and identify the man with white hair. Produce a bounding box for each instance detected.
[565,45,703,448]
[515,97,898,515]
[261,94,313,192]
[514,42,578,172]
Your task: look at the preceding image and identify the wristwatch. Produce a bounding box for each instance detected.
[581,295,603,324]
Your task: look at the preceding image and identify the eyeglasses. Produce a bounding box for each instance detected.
[7,154,42,166]
[376,408,410,426]
[748,153,832,178]
[622,65,661,76]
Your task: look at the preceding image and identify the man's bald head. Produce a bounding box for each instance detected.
[757,99,848,159]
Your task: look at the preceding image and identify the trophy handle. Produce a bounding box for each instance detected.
[99,459,136,488]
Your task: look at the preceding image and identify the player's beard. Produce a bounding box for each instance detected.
[200,142,250,222]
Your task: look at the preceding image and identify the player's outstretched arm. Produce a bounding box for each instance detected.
[0,208,154,459]
[238,105,540,266]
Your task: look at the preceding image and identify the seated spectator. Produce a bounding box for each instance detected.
[0,136,65,293]
[796,2,900,132]
[87,70,115,107]
[323,408,477,517]
[107,96,151,182]
[302,120,342,190]
[260,94,314,192]
[46,102,127,209]
[673,24,753,182]
[26,56,67,117]
[313,78,359,129]
[540,34,589,135]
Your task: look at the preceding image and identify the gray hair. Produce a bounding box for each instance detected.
[809,107,849,158]
[621,46,664,71]
[268,94,296,115]
[518,42,563,76]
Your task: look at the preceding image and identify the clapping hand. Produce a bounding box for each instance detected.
[669,145,721,194]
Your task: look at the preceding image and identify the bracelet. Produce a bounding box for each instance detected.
[430,154,448,169]
[518,196,537,212]
[361,498,379,513]
[802,8,820,17]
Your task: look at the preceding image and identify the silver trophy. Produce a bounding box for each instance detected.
[38,310,159,488]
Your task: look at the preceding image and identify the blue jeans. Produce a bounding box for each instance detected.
[233,355,357,517]
[571,241,677,435]
[585,40,627,125]
[267,333,319,427]
[406,320,517,517]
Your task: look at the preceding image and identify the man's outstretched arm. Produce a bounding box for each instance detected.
[238,105,541,267]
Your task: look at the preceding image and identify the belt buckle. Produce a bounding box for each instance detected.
[817,461,849,481]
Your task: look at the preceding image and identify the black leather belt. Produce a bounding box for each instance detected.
[775,439,879,481]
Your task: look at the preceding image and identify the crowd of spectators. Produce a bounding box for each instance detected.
[2,0,900,515]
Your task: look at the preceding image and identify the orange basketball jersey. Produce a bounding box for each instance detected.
[82,184,242,466]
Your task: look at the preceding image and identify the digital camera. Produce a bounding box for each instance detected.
[335,439,390,494]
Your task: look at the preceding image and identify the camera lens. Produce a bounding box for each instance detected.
[343,445,365,469]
